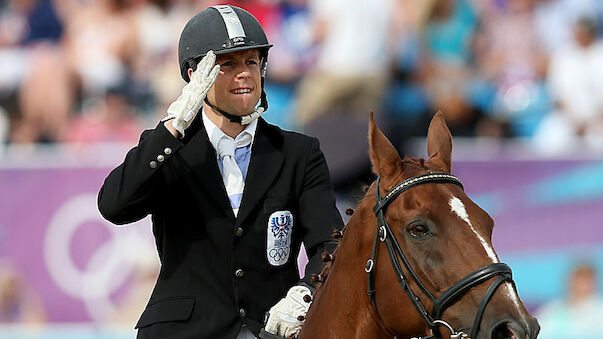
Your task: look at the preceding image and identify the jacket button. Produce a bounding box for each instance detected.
[235,268,244,278]
[234,227,243,237]
[239,308,246,318]
[164,147,172,155]
[149,161,157,169]
[157,154,165,162]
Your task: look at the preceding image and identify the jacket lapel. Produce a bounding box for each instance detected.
[236,119,284,226]
[178,118,236,223]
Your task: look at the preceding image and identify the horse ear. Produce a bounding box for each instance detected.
[426,111,452,173]
[369,110,402,179]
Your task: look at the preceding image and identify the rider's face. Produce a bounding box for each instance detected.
[205,49,262,116]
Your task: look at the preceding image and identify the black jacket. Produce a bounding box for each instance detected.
[98,116,343,339]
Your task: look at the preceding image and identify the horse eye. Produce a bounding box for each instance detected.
[407,224,431,239]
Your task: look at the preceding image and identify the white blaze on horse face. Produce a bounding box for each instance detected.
[448,196,499,263]
[449,196,527,320]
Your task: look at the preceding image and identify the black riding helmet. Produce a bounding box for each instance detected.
[178,5,273,123]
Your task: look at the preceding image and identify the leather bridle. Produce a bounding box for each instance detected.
[365,172,515,339]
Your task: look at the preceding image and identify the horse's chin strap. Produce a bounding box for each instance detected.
[365,173,515,339]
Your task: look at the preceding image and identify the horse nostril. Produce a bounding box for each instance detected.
[491,321,526,339]
[491,322,513,339]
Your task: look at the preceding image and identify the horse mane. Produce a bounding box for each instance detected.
[310,215,348,289]
[310,157,427,291]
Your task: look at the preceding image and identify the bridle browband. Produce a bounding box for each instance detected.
[366,172,515,339]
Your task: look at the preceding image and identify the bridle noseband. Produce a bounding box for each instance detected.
[366,173,514,339]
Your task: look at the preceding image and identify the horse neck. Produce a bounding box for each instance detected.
[298,207,392,339]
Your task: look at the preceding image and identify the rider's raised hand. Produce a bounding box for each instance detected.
[167,50,220,137]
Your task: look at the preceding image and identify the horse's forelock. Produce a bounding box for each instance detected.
[403,157,426,171]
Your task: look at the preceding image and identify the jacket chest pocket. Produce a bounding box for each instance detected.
[263,197,297,267]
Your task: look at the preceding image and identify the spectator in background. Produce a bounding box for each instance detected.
[389,0,504,151]
[533,17,603,154]
[0,0,34,100]
[383,0,431,151]
[421,0,478,70]
[294,0,395,127]
[473,0,549,137]
[537,263,603,339]
[63,86,144,144]
[259,0,314,129]
[129,0,195,121]
[264,0,314,86]
[414,0,493,138]
[284,0,396,191]
[0,261,45,323]
[1,0,73,143]
[533,0,603,54]
[62,0,138,99]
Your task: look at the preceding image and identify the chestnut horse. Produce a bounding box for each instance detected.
[297,112,539,339]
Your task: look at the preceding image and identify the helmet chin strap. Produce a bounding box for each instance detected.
[203,97,264,125]
[203,77,268,125]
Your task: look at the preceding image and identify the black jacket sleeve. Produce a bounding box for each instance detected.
[98,123,183,225]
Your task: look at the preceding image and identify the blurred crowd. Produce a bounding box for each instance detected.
[0,0,603,154]
[1,0,603,332]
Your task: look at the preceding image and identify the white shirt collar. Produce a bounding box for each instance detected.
[202,108,258,158]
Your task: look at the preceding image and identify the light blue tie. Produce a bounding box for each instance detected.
[217,134,251,215]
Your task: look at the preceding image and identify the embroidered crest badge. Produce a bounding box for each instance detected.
[267,210,293,266]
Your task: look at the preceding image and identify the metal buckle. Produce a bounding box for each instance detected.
[379,225,387,241]
[433,320,470,339]
[364,259,374,273]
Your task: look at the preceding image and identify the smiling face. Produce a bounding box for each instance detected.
[205,49,262,116]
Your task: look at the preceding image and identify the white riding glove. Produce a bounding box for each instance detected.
[265,285,313,338]
[166,50,220,137]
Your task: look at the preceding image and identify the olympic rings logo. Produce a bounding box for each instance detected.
[269,247,289,262]
[43,193,155,322]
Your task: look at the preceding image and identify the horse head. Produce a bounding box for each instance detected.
[364,111,539,338]
[298,111,539,339]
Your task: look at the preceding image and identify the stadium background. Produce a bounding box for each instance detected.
[1,0,602,338]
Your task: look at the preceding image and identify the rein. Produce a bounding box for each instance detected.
[365,172,514,339]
